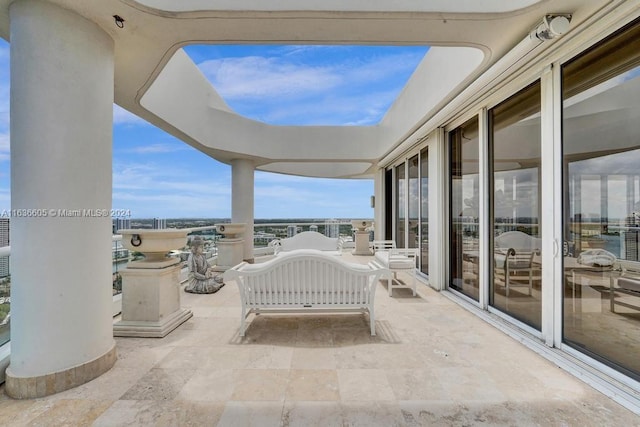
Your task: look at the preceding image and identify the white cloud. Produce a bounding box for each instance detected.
[0,44,8,61]
[196,50,426,102]
[198,56,341,99]
[113,161,230,195]
[253,172,374,218]
[122,143,191,154]
[113,104,149,126]
[257,87,399,125]
[0,132,8,162]
[113,191,230,218]
[0,132,8,151]
[194,47,427,125]
[112,161,233,217]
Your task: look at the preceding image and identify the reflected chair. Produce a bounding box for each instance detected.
[493,231,541,297]
[610,260,640,313]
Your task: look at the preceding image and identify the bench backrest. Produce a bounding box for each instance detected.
[224,250,384,307]
[372,240,396,252]
[277,231,340,253]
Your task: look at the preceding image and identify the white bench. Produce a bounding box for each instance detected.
[270,231,342,255]
[371,240,418,296]
[223,249,388,336]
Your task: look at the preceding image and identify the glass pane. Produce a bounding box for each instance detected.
[562,19,640,381]
[490,81,542,330]
[0,260,8,347]
[408,155,419,250]
[420,148,429,275]
[112,239,127,297]
[450,116,480,301]
[396,163,406,248]
[0,218,9,346]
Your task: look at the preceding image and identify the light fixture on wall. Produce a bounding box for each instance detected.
[113,15,125,29]
[531,14,571,41]
[130,234,141,247]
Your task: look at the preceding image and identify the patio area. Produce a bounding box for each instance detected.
[0,253,637,426]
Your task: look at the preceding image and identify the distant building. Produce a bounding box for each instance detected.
[153,218,166,230]
[287,225,297,238]
[254,232,276,246]
[112,218,131,233]
[309,225,318,232]
[0,218,8,277]
[324,219,340,238]
[112,239,129,261]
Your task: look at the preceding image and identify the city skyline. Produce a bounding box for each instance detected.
[0,42,429,218]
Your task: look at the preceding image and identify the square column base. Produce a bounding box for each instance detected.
[114,308,193,338]
[353,231,372,255]
[114,264,192,337]
[213,238,244,271]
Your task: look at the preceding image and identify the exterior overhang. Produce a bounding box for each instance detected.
[0,0,607,178]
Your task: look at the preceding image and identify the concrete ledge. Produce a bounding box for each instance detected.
[5,342,117,399]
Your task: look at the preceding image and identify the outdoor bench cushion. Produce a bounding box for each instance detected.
[374,251,414,270]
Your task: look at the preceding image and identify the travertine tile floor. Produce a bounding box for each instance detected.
[1,253,639,426]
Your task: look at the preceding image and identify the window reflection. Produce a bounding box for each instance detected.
[420,148,429,275]
[489,81,542,330]
[396,163,406,248]
[562,19,640,380]
[0,254,8,347]
[450,116,480,301]
[408,155,419,251]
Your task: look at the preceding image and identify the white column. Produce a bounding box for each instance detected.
[429,128,446,290]
[7,0,116,398]
[373,169,385,240]
[231,159,255,262]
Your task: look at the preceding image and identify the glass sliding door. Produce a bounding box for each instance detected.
[562,18,640,380]
[395,163,406,248]
[450,116,480,301]
[420,148,429,275]
[385,169,393,240]
[408,155,419,252]
[489,81,542,330]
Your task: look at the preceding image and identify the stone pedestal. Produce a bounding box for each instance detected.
[114,264,192,337]
[351,220,373,256]
[213,223,246,271]
[213,238,245,271]
[353,230,373,255]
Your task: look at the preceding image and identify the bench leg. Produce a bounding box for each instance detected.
[239,307,247,337]
[610,277,616,313]
[411,269,417,296]
[505,274,510,297]
[369,307,376,336]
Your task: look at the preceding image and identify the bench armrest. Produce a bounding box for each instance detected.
[222,261,248,282]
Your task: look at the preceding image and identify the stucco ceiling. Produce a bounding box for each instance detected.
[0,0,610,178]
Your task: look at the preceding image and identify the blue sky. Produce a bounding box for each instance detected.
[0,42,428,219]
